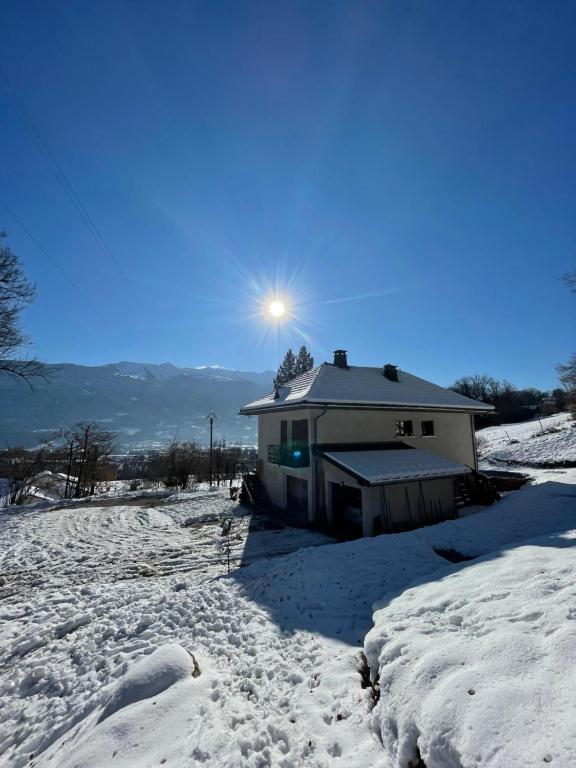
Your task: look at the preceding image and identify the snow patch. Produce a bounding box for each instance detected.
[99,643,200,722]
[366,533,576,767]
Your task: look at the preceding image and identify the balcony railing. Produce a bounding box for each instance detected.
[267,444,310,468]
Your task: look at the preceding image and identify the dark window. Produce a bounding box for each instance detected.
[291,419,309,445]
[421,420,435,437]
[280,420,288,446]
[267,445,280,464]
[395,420,414,437]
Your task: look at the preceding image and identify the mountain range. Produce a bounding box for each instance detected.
[0,361,274,451]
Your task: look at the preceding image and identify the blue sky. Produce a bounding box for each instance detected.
[1,0,574,389]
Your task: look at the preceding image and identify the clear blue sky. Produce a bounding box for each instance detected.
[1,0,574,389]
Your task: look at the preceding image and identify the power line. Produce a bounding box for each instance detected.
[2,202,80,291]
[1,201,107,322]
[0,70,129,285]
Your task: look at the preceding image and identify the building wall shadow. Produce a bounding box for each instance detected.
[230,481,576,644]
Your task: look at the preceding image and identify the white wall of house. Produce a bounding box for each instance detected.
[316,408,476,468]
[256,407,472,531]
[257,410,313,515]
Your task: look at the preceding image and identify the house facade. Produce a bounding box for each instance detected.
[240,351,494,536]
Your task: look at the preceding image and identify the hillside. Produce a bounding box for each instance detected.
[478,413,576,468]
[0,362,273,449]
[2,473,576,766]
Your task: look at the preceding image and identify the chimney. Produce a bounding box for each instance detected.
[333,349,349,369]
[383,364,398,382]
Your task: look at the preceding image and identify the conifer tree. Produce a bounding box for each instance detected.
[294,345,314,377]
[273,348,296,387]
[274,346,314,387]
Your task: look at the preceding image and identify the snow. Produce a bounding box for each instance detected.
[478,413,576,467]
[365,531,576,767]
[1,462,576,765]
[241,363,493,413]
[99,643,199,722]
[323,448,471,484]
[0,489,332,592]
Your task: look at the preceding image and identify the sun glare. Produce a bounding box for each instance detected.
[269,300,286,318]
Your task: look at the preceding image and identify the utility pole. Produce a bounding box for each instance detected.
[205,411,219,486]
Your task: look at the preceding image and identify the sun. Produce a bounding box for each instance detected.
[269,300,286,318]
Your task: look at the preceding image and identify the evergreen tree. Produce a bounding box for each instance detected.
[294,345,314,377]
[274,346,314,387]
[274,348,296,387]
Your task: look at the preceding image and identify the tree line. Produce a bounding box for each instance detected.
[116,440,257,490]
[450,375,568,426]
[0,424,257,506]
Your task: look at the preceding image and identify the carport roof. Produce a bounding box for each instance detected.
[321,448,472,486]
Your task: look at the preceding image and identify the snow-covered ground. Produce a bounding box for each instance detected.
[0,489,332,593]
[366,527,576,768]
[478,412,576,468]
[1,439,576,766]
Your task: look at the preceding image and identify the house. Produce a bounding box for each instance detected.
[240,350,494,536]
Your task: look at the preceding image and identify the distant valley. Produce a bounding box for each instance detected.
[0,361,273,450]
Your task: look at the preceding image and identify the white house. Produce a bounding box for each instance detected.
[240,350,494,536]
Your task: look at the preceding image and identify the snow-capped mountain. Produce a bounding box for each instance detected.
[0,361,274,449]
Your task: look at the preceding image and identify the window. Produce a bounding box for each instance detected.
[291,419,309,445]
[267,445,280,464]
[395,420,414,438]
[421,420,435,437]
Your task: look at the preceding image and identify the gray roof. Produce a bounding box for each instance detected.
[321,448,472,485]
[240,363,494,414]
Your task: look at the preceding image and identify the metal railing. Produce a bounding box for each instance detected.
[267,444,310,468]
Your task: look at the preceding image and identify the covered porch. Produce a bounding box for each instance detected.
[318,447,472,537]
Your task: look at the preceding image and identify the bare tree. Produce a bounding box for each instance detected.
[557,274,576,419]
[4,449,45,506]
[0,232,47,385]
[164,441,200,489]
[58,428,77,499]
[71,423,114,497]
[52,423,114,498]
[557,354,576,419]
[563,272,576,293]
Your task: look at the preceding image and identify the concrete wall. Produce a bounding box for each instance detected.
[316,408,476,468]
[257,410,313,514]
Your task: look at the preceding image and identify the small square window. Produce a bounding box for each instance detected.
[395,420,414,438]
[421,420,435,437]
[267,445,280,464]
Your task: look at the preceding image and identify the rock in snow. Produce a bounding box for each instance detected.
[99,644,200,722]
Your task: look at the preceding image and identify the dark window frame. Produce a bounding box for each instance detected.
[395,420,414,438]
[421,420,435,437]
